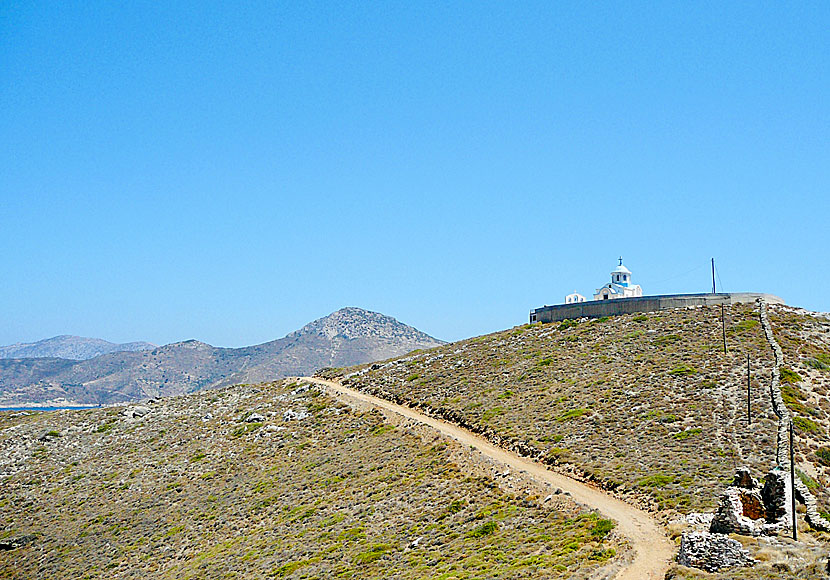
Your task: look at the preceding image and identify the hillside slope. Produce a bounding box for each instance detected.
[323,303,830,529]
[0,380,622,579]
[0,308,444,406]
[0,336,155,360]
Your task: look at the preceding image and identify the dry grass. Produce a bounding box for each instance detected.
[327,305,830,518]
[0,380,621,579]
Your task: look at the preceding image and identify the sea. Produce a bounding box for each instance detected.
[0,406,100,412]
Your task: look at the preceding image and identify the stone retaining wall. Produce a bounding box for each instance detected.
[530,293,784,324]
[757,299,830,532]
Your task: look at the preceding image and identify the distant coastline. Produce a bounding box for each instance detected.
[0,406,100,412]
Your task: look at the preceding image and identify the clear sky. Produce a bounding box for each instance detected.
[2,2,828,347]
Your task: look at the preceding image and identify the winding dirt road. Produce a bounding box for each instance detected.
[301,376,673,580]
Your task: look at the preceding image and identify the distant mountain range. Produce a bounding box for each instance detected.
[0,308,444,406]
[0,336,155,361]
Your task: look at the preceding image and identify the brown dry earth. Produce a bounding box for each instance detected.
[302,376,673,580]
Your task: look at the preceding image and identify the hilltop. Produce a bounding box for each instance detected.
[0,308,444,406]
[5,301,830,577]
[0,380,622,579]
[0,336,155,361]
[321,301,830,577]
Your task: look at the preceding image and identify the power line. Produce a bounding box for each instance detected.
[648,262,710,288]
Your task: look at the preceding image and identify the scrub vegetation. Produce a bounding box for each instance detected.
[0,380,622,579]
[326,304,830,518]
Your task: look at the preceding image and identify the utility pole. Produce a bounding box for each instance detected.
[746,354,751,425]
[721,304,727,354]
[712,258,716,294]
[790,421,798,541]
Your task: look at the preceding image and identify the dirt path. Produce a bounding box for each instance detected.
[301,376,673,580]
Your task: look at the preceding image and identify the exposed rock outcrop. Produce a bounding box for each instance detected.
[0,535,36,550]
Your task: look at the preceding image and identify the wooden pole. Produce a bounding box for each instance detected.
[721,304,727,354]
[712,258,716,294]
[790,421,798,541]
[747,354,751,425]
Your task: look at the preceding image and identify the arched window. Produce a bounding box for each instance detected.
[623,275,627,281]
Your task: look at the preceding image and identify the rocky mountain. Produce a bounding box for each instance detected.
[0,308,444,406]
[0,335,155,361]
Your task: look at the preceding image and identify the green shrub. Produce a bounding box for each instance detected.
[468,521,498,538]
[269,560,309,577]
[558,319,578,330]
[448,500,465,514]
[816,447,830,466]
[545,448,571,462]
[669,365,698,377]
[797,469,819,491]
[632,315,649,322]
[591,518,615,539]
[353,544,391,565]
[556,408,589,422]
[734,319,759,332]
[805,355,830,371]
[793,416,819,434]
[588,548,616,562]
[481,407,505,422]
[231,423,263,437]
[781,383,807,403]
[672,428,702,440]
[780,367,802,384]
[655,335,681,347]
[638,474,675,488]
[370,424,394,436]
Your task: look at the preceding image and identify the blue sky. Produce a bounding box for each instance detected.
[2,2,828,346]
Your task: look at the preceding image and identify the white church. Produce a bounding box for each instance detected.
[565,258,643,304]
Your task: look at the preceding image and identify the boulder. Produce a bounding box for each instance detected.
[283,408,310,421]
[678,532,756,572]
[0,535,36,551]
[245,413,265,423]
[122,405,150,419]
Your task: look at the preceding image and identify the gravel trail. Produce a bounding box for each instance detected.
[302,376,673,580]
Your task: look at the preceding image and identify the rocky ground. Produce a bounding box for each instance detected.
[0,380,622,579]
[322,303,830,577]
[328,304,830,517]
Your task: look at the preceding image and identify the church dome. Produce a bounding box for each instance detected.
[612,263,631,275]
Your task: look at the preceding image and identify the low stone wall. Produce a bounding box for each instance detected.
[529,293,784,324]
[757,299,830,532]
